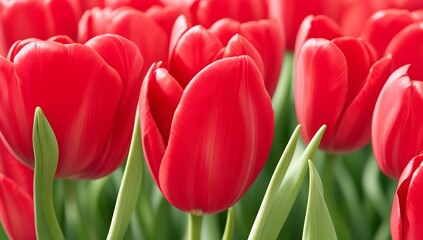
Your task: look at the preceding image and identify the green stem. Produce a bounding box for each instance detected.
[222,208,235,240]
[188,214,203,240]
[106,112,143,240]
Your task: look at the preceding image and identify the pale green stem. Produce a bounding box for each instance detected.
[188,214,203,240]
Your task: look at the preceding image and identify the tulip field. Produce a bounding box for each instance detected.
[0,0,422,239]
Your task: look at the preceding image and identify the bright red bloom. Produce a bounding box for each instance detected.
[0,141,35,240]
[391,153,423,240]
[295,36,392,152]
[78,7,170,75]
[0,0,80,56]
[0,34,143,179]
[372,65,423,179]
[140,56,274,214]
[169,16,283,97]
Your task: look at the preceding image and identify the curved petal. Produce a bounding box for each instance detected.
[1,0,54,49]
[362,9,416,58]
[0,175,35,240]
[47,0,80,40]
[331,37,377,110]
[168,15,193,65]
[140,62,183,186]
[239,19,284,96]
[78,7,112,43]
[332,56,392,152]
[159,56,274,214]
[385,22,423,80]
[403,161,423,239]
[145,4,182,37]
[81,34,144,178]
[295,38,348,149]
[372,65,423,178]
[169,25,223,88]
[105,0,163,11]
[208,18,241,46]
[191,0,268,28]
[223,34,265,80]
[11,41,123,178]
[294,14,343,61]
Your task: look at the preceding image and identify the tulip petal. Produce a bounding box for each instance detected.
[239,19,284,96]
[208,18,241,46]
[372,65,423,178]
[169,25,223,88]
[332,56,392,152]
[82,34,144,178]
[47,0,80,40]
[168,15,193,64]
[385,22,423,80]
[223,34,265,80]
[295,38,347,148]
[159,56,274,214]
[0,175,35,240]
[362,9,416,58]
[145,4,182,37]
[8,41,123,178]
[140,63,183,186]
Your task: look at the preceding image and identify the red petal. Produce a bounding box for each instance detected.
[239,19,284,96]
[332,56,392,152]
[145,4,182,37]
[80,34,144,178]
[105,0,163,11]
[168,15,193,64]
[295,38,348,149]
[372,65,423,178]
[169,25,223,88]
[159,56,274,214]
[0,175,35,240]
[223,34,265,81]
[10,41,123,178]
[47,0,80,40]
[385,22,423,80]
[208,18,241,46]
[362,9,416,58]
[140,63,183,186]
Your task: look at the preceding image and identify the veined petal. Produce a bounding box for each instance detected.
[332,56,392,152]
[140,62,183,186]
[169,25,223,88]
[0,175,35,240]
[372,65,423,178]
[169,15,193,65]
[208,18,241,46]
[12,41,123,178]
[403,161,423,239]
[81,34,144,178]
[385,22,423,80]
[160,56,274,214]
[295,38,348,148]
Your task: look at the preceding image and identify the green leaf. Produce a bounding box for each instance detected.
[33,107,64,240]
[303,160,337,240]
[249,125,326,240]
[106,111,143,240]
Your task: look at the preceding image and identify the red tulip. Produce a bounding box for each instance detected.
[295,36,392,152]
[268,0,344,50]
[372,64,423,179]
[139,56,274,214]
[189,0,268,28]
[391,153,423,240]
[0,141,35,240]
[362,9,423,58]
[0,0,81,55]
[0,34,143,179]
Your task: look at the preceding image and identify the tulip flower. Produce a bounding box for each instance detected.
[391,153,423,240]
[169,15,283,97]
[0,0,81,56]
[268,0,344,49]
[0,141,35,240]
[372,65,423,179]
[78,7,169,74]
[188,0,268,28]
[139,55,274,214]
[0,34,143,179]
[295,36,392,152]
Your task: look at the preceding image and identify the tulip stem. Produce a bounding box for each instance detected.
[222,208,235,240]
[188,213,203,240]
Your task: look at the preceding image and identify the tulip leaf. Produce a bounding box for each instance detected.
[106,111,143,240]
[33,107,64,240]
[222,207,235,240]
[303,160,337,240]
[249,125,326,240]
